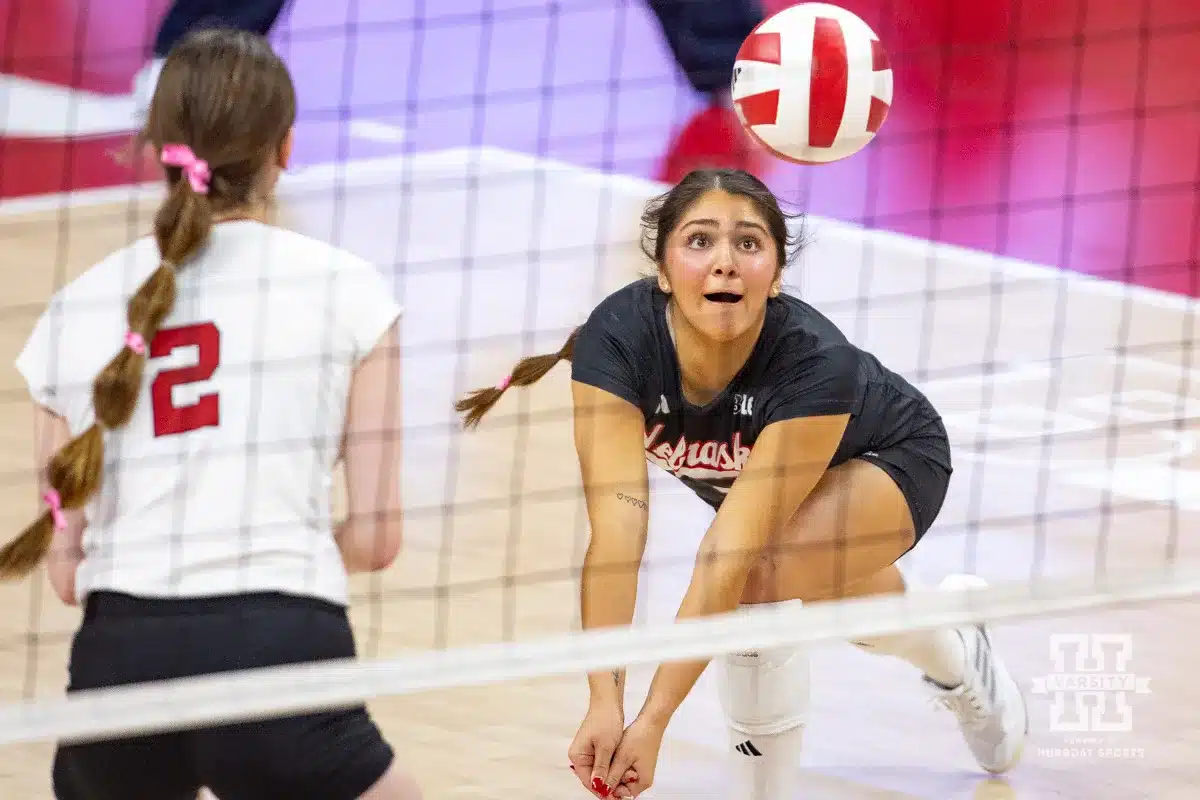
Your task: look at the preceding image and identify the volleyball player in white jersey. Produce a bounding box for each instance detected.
[2,29,421,800]
[457,169,1028,799]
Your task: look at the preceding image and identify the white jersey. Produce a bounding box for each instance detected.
[14,220,401,606]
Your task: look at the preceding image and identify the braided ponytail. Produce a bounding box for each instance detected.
[0,149,213,579]
[455,327,580,429]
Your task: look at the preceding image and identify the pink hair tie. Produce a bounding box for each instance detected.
[124,331,146,355]
[496,375,511,391]
[160,144,211,194]
[42,489,67,532]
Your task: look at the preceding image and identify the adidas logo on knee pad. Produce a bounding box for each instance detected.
[735,740,763,757]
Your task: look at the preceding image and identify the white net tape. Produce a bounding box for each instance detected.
[2,564,1196,748]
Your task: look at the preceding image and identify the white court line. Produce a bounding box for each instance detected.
[3,145,1197,318]
[922,361,1055,391]
[0,146,498,216]
[0,75,139,139]
[0,179,163,216]
[472,147,1200,315]
[925,353,1200,396]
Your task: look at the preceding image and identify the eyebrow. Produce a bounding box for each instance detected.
[682,218,769,234]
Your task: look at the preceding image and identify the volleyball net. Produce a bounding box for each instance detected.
[1,0,1199,793]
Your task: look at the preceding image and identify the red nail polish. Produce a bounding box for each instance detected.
[592,777,611,797]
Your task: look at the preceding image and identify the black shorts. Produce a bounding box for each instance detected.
[856,414,953,544]
[52,591,394,800]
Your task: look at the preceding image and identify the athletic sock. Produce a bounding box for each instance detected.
[851,627,967,688]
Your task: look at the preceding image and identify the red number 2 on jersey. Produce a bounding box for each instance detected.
[150,323,221,438]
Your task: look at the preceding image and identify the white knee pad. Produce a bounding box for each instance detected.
[717,645,810,736]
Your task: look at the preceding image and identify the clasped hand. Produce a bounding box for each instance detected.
[567,699,666,798]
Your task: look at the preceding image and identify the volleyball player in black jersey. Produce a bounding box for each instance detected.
[457,169,1028,799]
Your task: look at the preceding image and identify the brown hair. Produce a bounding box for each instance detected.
[454,168,803,429]
[638,167,802,271]
[0,28,297,579]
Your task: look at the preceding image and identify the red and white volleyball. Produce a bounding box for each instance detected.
[731,3,892,165]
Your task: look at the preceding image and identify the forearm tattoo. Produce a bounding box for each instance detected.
[616,492,648,511]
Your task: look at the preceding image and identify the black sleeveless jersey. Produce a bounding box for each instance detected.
[570,278,948,509]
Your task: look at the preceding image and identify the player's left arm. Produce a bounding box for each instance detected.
[637,344,858,727]
[32,405,86,606]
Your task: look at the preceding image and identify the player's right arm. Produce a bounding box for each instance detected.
[557,288,651,795]
[567,290,653,708]
[572,379,650,705]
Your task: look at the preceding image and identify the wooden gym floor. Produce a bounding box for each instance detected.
[0,147,1197,798]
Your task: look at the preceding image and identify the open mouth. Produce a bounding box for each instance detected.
[704,291,743,304]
